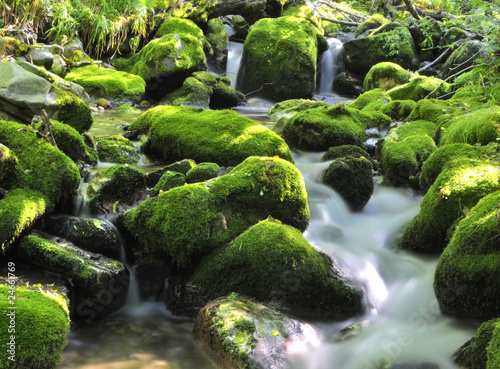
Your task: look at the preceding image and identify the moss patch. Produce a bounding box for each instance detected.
[363,62,414,91]
[380,100,417,120]
[95,135,140,164]
[54,87,93,133]
[269,99,329,118]
[387,75,451,101]
[149,171,186,196]
[348,88,392,111]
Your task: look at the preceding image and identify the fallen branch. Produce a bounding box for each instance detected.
[392,5,456,20]
[424,63,481,99]
[314,1,367,21]
[417,47,451,73]
[319,15,360,27]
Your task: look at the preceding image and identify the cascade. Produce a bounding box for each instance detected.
[318,38,344,96]
[226,41,244,90]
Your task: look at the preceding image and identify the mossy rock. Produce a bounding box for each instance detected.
[43,120,98,165]
[237,16,328,101]
[440,40,487,80]
[145,158,196,187]
[322,145,370,161]
[176,219,364,318]
[86,164,147,214]
[439,27,467,48]
[387,75,451,101]
[137,105,293,166]
[412,16,443,60]
[281,3,324,32]
[363,62,414,91]
[454,318,500,368]
[0,143,19,189]
[95,135,140,164]
[161,71,245,109]
[407,98,466,123]
[343,27,418,75]
[355,13,390,36]
[434,191,500,319]
[149,171,186,196]
[186,162,220,183]
[0,283,70,369]
[398,159,500,253]
[269,99,329,118]
[282,104,391,151]
[419,143,477,192]
[155,17,205,39]
[193,295,321,369]
[65,65,146,102]
[205,18,228,71]
[19,235,129,320]
[321,157,374,211]
[380,100,417,120]
[380,120,437,188]
[348,88,392,111]
[121,156,309,268]
[439,109,500,146]
[451,65,500,105]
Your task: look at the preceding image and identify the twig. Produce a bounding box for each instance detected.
[319,15,360,27]
[315,1,367,21]
[424,64,482,99]
[17,110,58,148]
[417,47,452,73]
[449,50,481,71]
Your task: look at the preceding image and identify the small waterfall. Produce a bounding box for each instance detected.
[226,41,244,90]
[72,178,91,217]
[116,228,141,312]
[318,38,344,95]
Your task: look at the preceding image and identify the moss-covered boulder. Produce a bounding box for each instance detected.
[439,109,500,146]
[343,27,418,75]
[282,104,391,151]
[398,159,500,253]
[193,296,321,369]
[321,157,374,211]
[86,164,147,214]
[114,22,207,99]
[411,16,443,61]
[0,121,81,253]
[440,40,487,80]
[434,191,500,319]
[387,75,451,101]
[65,65,146,103]
[0,62,93,132]
[380,100,417,120]
[380,120,437,188]
[173,219,364,318]
[19,235,129,320]
[269,99,329,118]
[322,145,371,162]
[237,16,328,101]
[145,158,195,187]
[355,13,390,36]
[348,88,392,111]
[363,62,414,92]
[95,135,140,164]
[149,171,187,196]
[0,283,70,369]
[454,318,500,368]
[133,105,293,166]
[406,98,466,123]
[121,156,309,268]
[44,216,121,259]
[155,17,205,39]
[160,71,245,109]
[186,162,220,183]
[451,65,500,105]
[205,18,228,72]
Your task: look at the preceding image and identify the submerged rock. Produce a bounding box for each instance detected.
[434,191,500,319]
[95,135,140,164]
[171,219,364,319]
[193,295,321,369]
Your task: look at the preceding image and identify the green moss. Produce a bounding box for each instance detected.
[439,108,500,146]
[452,65,500,105]
[95,135,140,164]
[269,99,329,118]
[0,189,47,254]
[0,144,19,189]
[407,98,467,123]
[238,16,327,100]
[322,145,370,161]
[117,104,140,113]
[398,160,500,253]
[348,88,392,111]
[149,171,186,196]
[186,162,220,183]
[281,4,323,32]
[282,104,391,151]
[387,75,451,101]
[205,18,228,65]
[434,190,500,319]
[141,105,293,166]
[54,87,93,133]
[355,13,390,36]
[155,17,205,39]
[0,283,70,369]
[419,143,477,192]
[363,62,414,91]
[381,120,437,188]
[189,219,364,318]
[65,65,146,101]
[380,100,417,120]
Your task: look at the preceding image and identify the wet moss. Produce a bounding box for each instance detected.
[188,219,364,318]
[54,87,93,133]
[322,145,370,161]
[455,318,499,369]
[65,65,146,101]
[205,18,228,67]
[149,171,186,196]
[355,13,390,36]
[398,160,500,253]
[363,62,414,91]
[269,99,329,118]
[0,144,19,189]
[439,109,500,146]
[186,162,220,183]
[434,190,500,319]
[348,88,392,111]
[0,283,70,369]
[156,17,205,39]
[380,100,417,120]
[95,135,140,164]
[387,75,451,101]
[407,98,467,123]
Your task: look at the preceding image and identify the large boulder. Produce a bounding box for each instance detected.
[0,62,93,132]
[95,135,140,164]
[237,16,328,101]
[205,18,229,72]
[19,235,129,321]
[387,75,451,101]
[434,191,500,319]
[454,318,500,368]
[171,219,364,318]
[363,62,414,92]
[439,109,500,146]
[0,283,70,369]
[343,26,418,76]
[440,40,487,80]
[193,296,321,369]
[130,105,293,166]
[121,156,310,268]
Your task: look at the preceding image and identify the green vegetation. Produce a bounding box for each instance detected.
[269,99,329,118]
[363,62,414,91]
[149,171,186,196]
[387,75,451,101]
[95,135,140,164]
[186,162,220,183]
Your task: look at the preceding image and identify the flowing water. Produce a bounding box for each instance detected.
[318,38,344,96]
[226,41,244,90]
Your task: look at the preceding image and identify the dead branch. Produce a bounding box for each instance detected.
[424,63,482,99]
[314,1,368,21]
[417,47,451,73]
[319,15,360,27]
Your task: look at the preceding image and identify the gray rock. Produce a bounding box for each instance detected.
[26,47,54,69]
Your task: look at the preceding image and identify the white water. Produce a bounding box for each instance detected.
[318,38,344,96]
[226,41,244,90]
[291,152,479,369]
